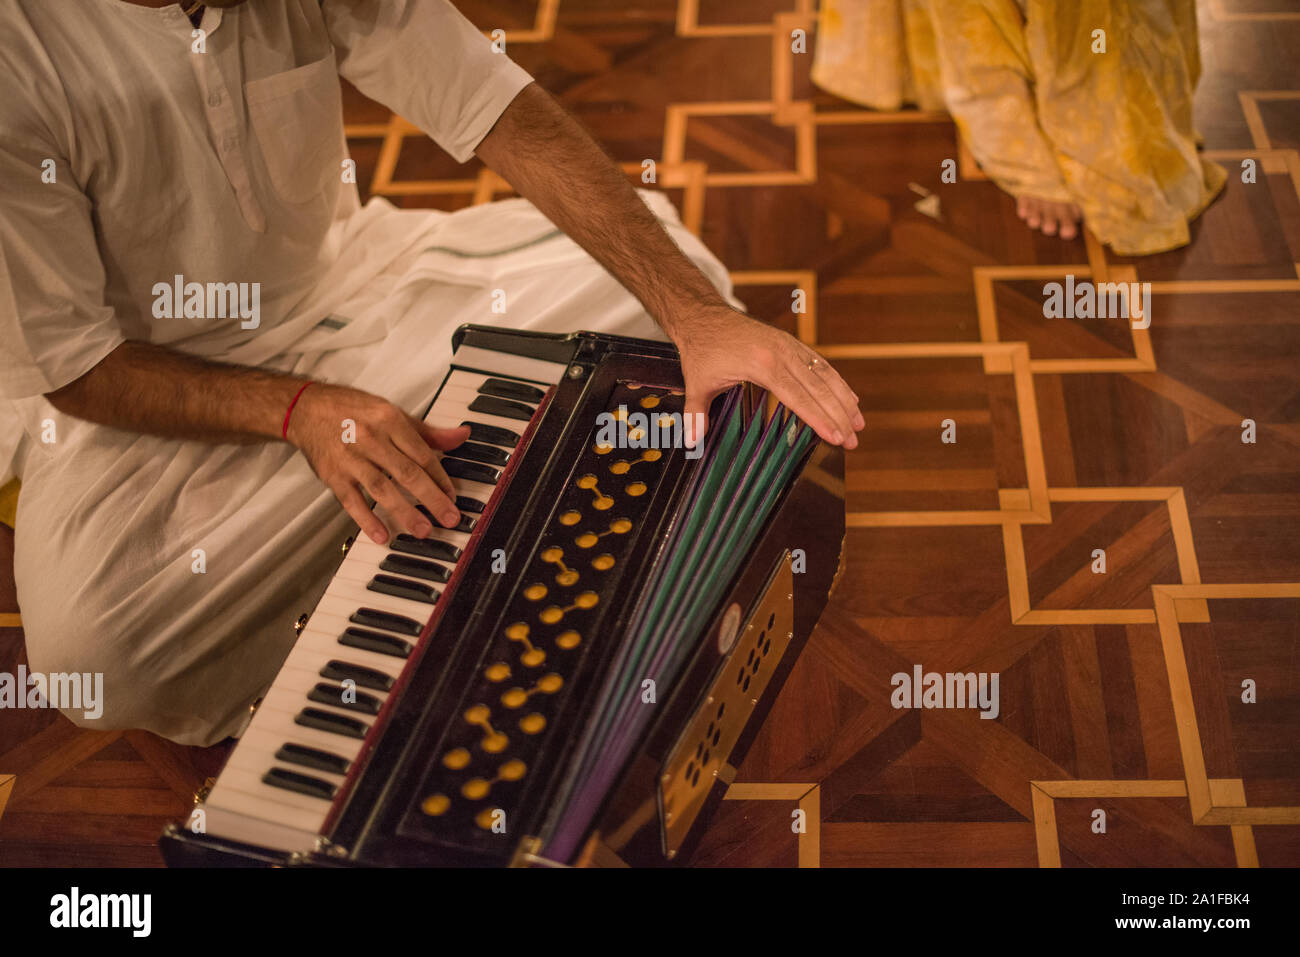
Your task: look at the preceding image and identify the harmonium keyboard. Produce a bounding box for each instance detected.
[161,325,845,867]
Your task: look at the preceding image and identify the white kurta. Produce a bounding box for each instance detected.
[0,0,736,745]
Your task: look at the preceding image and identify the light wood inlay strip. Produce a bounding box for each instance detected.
[1153,589,1213,821]
[798,786,821,868]
[813,110,950,126]
[724,783,816,801]
[848,510,1042,527]
[1034,779,1187,799]
[1048,487,1180,502]
[1030,785,1060,867]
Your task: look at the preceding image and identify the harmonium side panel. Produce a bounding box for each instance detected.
[579,438,845,866]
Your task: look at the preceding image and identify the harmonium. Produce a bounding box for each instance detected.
[161,325,845,867]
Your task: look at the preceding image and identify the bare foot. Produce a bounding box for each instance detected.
[1015,195,1082,240]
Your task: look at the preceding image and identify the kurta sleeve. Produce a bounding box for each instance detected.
[322,0,535,163]
[0,123,125,400]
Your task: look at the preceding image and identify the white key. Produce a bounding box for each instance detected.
[325,576,440,622]
[308,594,425,639]
[444,368,547,401]
[257,685,370,730]
[272,647,397,699]
[226,725,357,776]
[345,537,459,572]
[449,346,567,385]
[430,391,537,435]
[440,382,538,415]
[208,765,336,819]
[257,664,388,709]
[294,615,415,674]
[333,560,448,590]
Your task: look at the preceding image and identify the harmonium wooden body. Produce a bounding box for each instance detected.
[160,325,845,867]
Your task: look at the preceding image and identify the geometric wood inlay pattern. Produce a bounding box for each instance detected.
[0,0,1296,868]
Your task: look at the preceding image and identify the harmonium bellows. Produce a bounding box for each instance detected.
[160,325,845,867]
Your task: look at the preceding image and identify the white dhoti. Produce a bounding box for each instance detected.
[10,192,735,746]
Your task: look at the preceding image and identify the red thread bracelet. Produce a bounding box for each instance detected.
[282,382,315,439]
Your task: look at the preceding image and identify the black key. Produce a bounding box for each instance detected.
[456,495,486,514]
[295,707,370,740]
[367,573,438,605]
[454,514,477,533]
[441,457,501,485]
[308,682,383,716]
[340,626,412,659]
[392,534,461,563]
[448,441,509,467]
[263,766,337,801]
[479,378,545,403]
[382,553,451,583]
[414,504,473,534]
[320,660,394,693]
[350,607,422,637]
[461,421,519,448]
[469,395,535,422]
[275,743,351,776]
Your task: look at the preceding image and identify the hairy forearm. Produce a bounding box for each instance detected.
[475,82,730,338]
[44,341,308,444]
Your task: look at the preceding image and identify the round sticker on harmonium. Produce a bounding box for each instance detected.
[717,602,742,655]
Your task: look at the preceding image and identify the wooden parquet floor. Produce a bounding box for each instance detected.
[2,0,1298,867]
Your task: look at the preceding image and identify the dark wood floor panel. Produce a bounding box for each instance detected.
[1054,796,1238,868]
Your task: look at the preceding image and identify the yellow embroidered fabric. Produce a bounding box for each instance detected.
[812,0,1226,254]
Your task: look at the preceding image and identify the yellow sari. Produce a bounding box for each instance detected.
[812,0,1226,254]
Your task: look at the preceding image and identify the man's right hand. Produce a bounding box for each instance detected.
[285,383,470,545]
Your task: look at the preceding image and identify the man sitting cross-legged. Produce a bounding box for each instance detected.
[0,0,862,745]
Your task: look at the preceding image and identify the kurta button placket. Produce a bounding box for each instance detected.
[186,8,267,233]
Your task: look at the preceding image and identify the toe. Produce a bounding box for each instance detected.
[1060,203,1081,239]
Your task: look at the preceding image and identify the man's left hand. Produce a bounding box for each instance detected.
[674,306,863,450]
